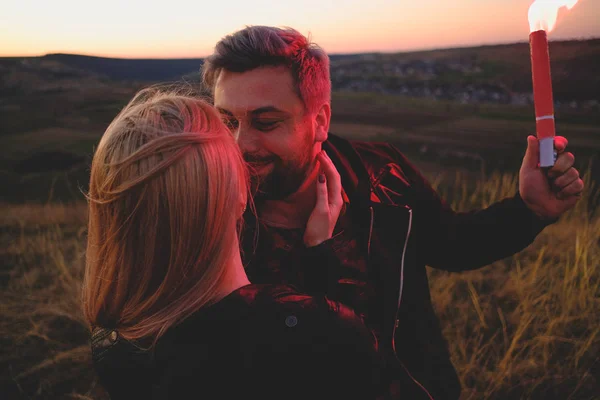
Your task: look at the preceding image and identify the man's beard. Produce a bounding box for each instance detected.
[246,153,312,202]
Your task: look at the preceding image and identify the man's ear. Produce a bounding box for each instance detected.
[314,103,331,143]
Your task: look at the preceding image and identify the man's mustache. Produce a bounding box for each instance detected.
[243,154,278,165]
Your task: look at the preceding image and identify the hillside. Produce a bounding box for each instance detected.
[44,54,204,82]
[330,39,600,106]
[2,38,599,105]
[0,39,599,204]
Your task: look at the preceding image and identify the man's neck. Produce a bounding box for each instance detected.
[257,166,319,230]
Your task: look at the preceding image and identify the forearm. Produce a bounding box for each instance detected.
[382,144,556,271]
[424,192,556,271]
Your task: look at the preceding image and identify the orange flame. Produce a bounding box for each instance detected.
[528,0,580,33]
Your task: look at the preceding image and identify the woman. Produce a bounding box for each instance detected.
[83,87,382,400]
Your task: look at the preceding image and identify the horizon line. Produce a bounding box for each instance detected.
[2,36,598,60]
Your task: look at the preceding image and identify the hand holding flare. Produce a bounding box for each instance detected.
[528,0,579,167]
[519,0,584,220]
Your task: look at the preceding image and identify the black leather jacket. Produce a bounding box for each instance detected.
[243,134,553,400]
[91,284,384,400]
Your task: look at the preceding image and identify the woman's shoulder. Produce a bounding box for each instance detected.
[237,283,366,327]
[238,284,383,399]
[93,283,381,399]
[235,283,376,356]
[154,282,374,364]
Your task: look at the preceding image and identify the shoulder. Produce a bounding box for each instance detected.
[242,283,341,328]
[223,283,372,343]
[249,283,366,324]
[248,284,377,361]
[156,284,381,399]
[242,285,382,398]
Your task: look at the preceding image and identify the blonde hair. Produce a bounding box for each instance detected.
[83,86,248,343]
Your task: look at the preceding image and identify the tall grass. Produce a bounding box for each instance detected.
[0,203,105,399]
[0,172,598,399]
[429,170,600,400]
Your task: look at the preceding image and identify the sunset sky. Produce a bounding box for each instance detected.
[2,0,599,59]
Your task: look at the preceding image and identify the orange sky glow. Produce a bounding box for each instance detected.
[1,0,599,59]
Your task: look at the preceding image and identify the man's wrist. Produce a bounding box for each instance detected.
[516,191,559,225]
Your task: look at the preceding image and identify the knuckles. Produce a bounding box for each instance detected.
[560,152,575,166]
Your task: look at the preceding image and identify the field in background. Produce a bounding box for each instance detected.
[1,89,599,204]
[1,172,598,400]
[2,42,600,203]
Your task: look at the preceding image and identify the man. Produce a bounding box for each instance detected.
[201,26,584,399]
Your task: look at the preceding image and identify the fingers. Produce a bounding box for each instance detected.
[314,162,329,211]
[554,136,568,153]
[317,151,343,209]
[556,177,584,200]
[543,136,584,200]
[548,151,575,178]
[523,136,568,171]
[522,135,539,170]
[551,167,579,191]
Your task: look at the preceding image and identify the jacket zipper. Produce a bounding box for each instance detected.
[390,208,435,400]
[367,206,374,256]
[392,207,411,346]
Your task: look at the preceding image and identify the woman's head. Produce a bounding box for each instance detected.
[83,86,248,342]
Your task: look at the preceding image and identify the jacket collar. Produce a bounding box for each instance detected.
[323,133,373,209]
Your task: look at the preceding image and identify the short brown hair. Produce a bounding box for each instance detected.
[202,26,331,114]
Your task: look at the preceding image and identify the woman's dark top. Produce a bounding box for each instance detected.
[91,283,384,400]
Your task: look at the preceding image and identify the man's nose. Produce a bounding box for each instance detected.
[235,126,260,154]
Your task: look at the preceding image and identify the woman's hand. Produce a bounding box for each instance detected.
[304,150,344,247]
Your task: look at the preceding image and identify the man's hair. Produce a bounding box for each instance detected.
[202,26,331,114]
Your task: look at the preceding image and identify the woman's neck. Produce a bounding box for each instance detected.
[217,235,251,300]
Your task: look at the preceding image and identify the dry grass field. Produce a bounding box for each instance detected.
[1,170,598,400]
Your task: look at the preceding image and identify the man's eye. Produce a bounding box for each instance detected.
[253,120,280,131]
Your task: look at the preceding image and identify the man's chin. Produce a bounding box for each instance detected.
[252,185,291,203]
[249,163,274,176]
[251,165,310,202]
[252,178,300,202]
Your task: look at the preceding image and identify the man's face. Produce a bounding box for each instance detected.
[214,66,325,201]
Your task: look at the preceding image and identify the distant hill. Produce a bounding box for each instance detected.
[43,53,204,82]
[2,38,599,107]
[329,39,600,106]
[35,53,354,83]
